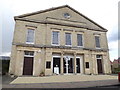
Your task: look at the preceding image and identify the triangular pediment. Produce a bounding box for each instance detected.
[15,5,107,31]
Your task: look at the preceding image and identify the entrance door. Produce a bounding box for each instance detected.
[23,57,33,75]
[53,57,60,74]
[63,58,73,73]
[97,59,103,74]
[76,58,80,73]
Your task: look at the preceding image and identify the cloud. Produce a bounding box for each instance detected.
[1,0,15,53]
[108,40,118,61]
[108,24,118,42]
[1,0,119,62]
[118,40,120,57]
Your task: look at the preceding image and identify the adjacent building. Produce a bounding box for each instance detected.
[111,58,120,73]
[9,5,111,76]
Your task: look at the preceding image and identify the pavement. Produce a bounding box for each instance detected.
[2,74,120,88]
[10,74,118,84]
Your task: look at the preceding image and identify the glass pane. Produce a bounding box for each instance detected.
[77,34,83,46]
[25,51,34,56]
[95,36,100,48]
[26,29,34,43]
[66,33,71,45]
[96,55,102,59]
[52,31,59,44]
[86,62,89,68]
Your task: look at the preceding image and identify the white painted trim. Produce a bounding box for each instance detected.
[96,47,101,49]
[65,32,72,46]
[96,55,102,59]
[63,55,74,58]
[52,56,61,58]
[26,42,34,44]
[52,56,61,74]
[77,33,84,47]
[51,57,53,74]
[76,56,83,74]
[94,35,101,49]
[24,51,34,57]
[23,55,34,76]
[52,53,61,57]
[51,31,60,46]
[24,55,34,57]
[26,28,35,44]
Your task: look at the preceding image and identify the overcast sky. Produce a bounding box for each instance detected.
[1,0,119,61]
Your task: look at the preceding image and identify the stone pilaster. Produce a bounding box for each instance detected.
[60,52,64,74]
[15,50,24,76]
[74,53,76,74]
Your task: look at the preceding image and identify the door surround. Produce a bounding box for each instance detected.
[76,56,83,74]
[23,51,34,75]
[96,55,103,74]
[52,54,61,74]
[63,55,74,74]
[23,57,34,75]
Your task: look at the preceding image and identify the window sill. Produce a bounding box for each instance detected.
[96,47,101,49]
[26,42,34,44]
[51,44,60,46]
[65,45,72,47]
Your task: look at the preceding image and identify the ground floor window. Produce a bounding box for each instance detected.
[85,62,89,68]
[46,61,51,69]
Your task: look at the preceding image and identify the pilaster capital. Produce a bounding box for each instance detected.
[61,51,65,55]
[74,53,77,56]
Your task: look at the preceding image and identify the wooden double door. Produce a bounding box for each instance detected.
[97,59,103,74]
[23,57,34,75]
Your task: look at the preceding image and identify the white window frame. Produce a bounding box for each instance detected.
[76,56,84,73]
[51,31,60,46]
[26,29,35,44]
[77,33,84,47]
[96,55,102,59]
[24,51,34,57]
[94,35,101,49]
[65,32,72,46]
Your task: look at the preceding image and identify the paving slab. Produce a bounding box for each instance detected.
[2,79,119,88]
[2,74,120,88]
[10,75,118,84]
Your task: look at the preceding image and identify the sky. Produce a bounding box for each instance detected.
[1,0,119,61]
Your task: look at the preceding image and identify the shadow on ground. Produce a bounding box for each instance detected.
[2,75,17,84]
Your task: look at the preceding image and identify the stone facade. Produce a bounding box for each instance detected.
[9,5,111,76]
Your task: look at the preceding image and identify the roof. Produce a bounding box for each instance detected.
[15,5,107,31]
[112,59,120,64]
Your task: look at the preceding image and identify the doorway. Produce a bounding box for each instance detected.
[97,59,103,74]
[76,58,80,73]
[63,58,73,73]
[53,57,61,74]
[23,57,33,75]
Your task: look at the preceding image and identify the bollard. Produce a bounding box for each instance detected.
[118,72,120,82]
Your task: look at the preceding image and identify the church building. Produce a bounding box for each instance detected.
[9,5,111,76]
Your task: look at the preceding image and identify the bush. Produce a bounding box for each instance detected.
[113,68,120,74]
